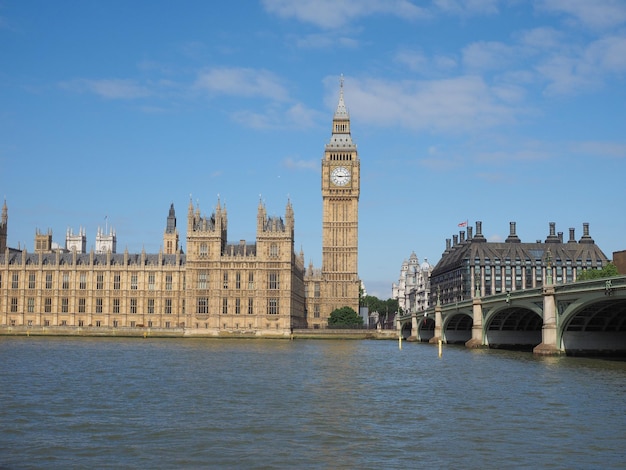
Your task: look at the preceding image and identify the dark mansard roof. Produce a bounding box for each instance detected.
[432,221,609,277]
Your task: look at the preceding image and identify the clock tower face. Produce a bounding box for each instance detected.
[330,166,351,186]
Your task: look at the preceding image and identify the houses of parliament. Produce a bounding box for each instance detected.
[0,81,361,336]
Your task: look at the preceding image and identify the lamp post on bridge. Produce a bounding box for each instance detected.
[475,271,481,298]
[546,248,553,286]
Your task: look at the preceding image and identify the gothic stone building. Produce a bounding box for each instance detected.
[0,198,307,335]
[392,252,433,315]
[0,81,361,334]
[304,78,361,328]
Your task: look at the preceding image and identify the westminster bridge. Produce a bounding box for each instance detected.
[396,276,626,355]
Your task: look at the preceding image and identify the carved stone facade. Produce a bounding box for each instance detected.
[392,252,433,315]
[304,79,361,328]
[184,198,306,333]
[0,80,360,334]
[0,199,306,335]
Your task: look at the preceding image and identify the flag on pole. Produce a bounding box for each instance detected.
[458,220,467,227]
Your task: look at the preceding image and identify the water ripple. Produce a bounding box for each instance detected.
[1,337,624,469]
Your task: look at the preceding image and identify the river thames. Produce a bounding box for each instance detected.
[0,337,624,469]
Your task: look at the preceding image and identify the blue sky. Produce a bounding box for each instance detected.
[1,0,625,298]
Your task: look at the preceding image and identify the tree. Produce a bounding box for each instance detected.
[328,306,363,328]
[577,263,619,281]
[361,295,400,329]
[361,295,383,314]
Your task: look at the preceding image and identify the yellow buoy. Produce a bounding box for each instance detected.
[438,339,442,357]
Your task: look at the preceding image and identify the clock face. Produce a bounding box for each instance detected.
[331,166,351,186]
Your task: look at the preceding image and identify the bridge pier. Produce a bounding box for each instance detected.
[409,314,418,341]
[466,298,486,349]
[429,301,443,345]
[533,285,564,356]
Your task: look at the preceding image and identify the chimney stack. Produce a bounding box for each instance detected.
[506,221,521,243]
[568,227,576,243]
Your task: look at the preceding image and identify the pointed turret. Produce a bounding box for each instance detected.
[285,198,294,233]
[334,75,349,120]
[163,203,179,254]
[0,199,7,252]
[326,75,355,151]
[166,203,176,234]
[187,196,195,233]
[214,197,227,249]
[257,198,267,232]
[1,199,7,226]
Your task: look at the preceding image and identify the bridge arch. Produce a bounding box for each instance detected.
[400,321,412,340]
[416,316,435,342]
[442,311,472,344]
[558,294,626,355]
[483,303,543,350]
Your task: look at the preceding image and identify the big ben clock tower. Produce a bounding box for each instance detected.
[320,76,360,321]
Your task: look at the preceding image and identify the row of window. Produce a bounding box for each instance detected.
[0,273,178,291]
[9,319,175,328]
[196,243,280,257]
[2,297,180,315]
[196,271,280,290]
[1,270,291,292]
[328,152,353,160]
[476,258,602,267]
[196,297,280,315]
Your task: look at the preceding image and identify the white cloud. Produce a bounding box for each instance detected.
[487,232,505,242]
[340,75,519,133]
[231,109,275,129]
[584,36,626,73]
[434,0,500,15]
[60,79,151,99]
[394,49,429,71]
[462,41,517,71]
[516,27,564,51]
[394,49,458,75]
[570,141,626,159]
[195,67,289,101]
[459,24,626,96]
[285,103,323,128]
[282,157,318,170]
[230,102,320,130]
[537,35,626,94]
[537,0,626,31]
[262,0,428,29]
[295,33,359,49]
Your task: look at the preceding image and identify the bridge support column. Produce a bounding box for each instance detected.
[429,301,443,345]
[466,298,486,349]
[409,315,418,341]
[533,285,564,356]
